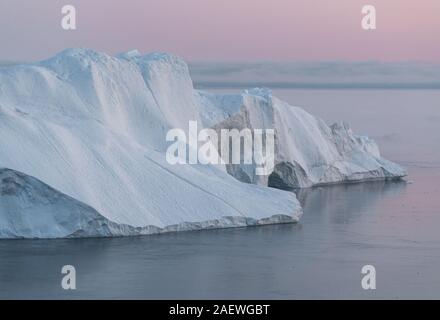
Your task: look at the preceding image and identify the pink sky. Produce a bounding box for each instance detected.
[1,0,439,61]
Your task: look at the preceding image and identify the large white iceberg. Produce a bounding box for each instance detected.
[0,48,405,239]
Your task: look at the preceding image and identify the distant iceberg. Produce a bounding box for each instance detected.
[0,48,405,238]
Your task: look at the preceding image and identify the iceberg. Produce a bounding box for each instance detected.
[0,48,405,239]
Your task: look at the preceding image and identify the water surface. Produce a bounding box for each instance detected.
[1,89,439,299]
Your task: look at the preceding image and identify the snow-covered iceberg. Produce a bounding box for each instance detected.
[0,48,405,239]
[0,49,302,239]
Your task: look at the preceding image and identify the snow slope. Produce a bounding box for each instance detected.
[0,48,404,238]
[0,168,295,238]
[0,49,301,239]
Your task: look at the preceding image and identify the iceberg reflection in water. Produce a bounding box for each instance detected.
[3,174,440,299]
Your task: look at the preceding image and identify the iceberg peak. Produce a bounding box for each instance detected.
[243,87,273,99]
[117,49,142,59]
[43,48,114,64]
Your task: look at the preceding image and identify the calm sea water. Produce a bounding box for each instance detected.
[1,89,439,299]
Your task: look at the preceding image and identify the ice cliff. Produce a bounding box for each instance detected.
[200,88,406,188]
[0,48,405,238]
